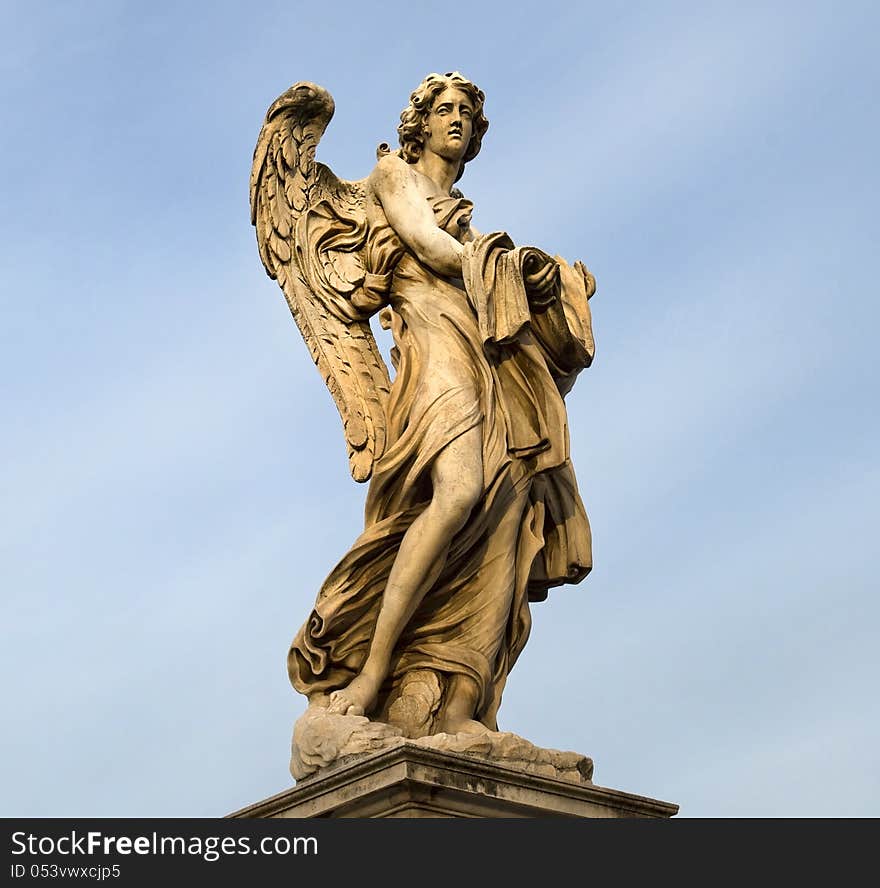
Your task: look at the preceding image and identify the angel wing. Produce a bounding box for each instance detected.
[250,82,392,482]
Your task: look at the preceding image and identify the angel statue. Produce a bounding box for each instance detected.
[250,72,597,765]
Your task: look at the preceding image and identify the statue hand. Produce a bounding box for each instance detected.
[524,254,560,306]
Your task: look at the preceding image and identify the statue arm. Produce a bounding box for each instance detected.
[369,155,463,277]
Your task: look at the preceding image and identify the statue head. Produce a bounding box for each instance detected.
[397,72,489,182]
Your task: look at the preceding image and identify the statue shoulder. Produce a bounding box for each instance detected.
[368,151,416,194]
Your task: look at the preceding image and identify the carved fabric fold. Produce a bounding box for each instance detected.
[288,197,593,733]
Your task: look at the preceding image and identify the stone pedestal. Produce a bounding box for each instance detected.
[227,743,678,819]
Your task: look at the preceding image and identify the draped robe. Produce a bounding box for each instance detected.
[288,194,595,733]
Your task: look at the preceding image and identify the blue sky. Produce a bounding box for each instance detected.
[2,0,877,817]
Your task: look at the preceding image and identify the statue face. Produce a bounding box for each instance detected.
[423,86,474,163]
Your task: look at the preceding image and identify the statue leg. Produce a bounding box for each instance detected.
[437,674,490,735]
[434,479,530,735]
[327,425,484,717]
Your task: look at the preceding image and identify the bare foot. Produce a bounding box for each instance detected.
[437,716,491,735]
[326,672,382,717]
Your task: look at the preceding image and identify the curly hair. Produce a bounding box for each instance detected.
[397,72,489,181]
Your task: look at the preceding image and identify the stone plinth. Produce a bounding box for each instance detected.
[227,743,679,819]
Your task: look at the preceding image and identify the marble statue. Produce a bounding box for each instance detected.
[250,72,597,779]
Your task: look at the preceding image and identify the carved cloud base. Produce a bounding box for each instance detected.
[289,704,594,784]
[226,706,678,819]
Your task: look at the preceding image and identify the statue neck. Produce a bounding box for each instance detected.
[414,151,460,196]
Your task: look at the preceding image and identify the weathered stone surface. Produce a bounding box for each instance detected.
[413,731,594,783]
[291,705,593,783]
[384,669,443,738]
[290,705,403,780]
[231,743,677,819]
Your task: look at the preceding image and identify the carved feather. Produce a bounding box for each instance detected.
[250,82,390,482]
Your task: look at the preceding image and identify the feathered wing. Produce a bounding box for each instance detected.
[250,82,390,482]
